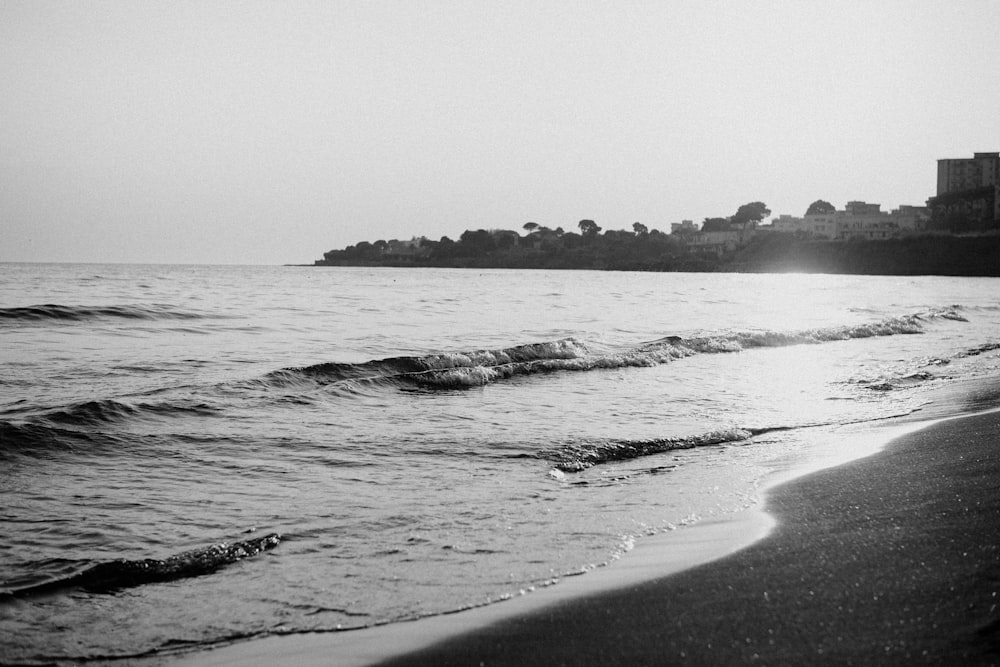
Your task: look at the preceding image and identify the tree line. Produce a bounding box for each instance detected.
[318,202,773,271]
[314,198,999,275]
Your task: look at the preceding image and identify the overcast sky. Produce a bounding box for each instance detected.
[2,1,998,264]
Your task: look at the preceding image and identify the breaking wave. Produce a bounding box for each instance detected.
[267,309,964,391]
[266,338,597,389]
[1,533,281,600]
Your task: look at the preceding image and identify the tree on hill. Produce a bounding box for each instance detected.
[523,222,539,233]
[633,222,648,235]
[702,217,731,232]
[459,229,495,252]
[353,241,376,259]
[732,201,771,227]
[578,219,601,237]
[806,200,836,215]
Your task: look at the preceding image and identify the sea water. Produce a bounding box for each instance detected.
[1,263,999,663]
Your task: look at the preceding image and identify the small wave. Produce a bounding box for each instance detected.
[1,533,280,600]
[42,398,220,427]
[0,420,101,458]
[544,429,754,472]
[42,399,143,425]
[854,369,941,392]
[542,417,916,472]
[0,303,209,323]
[957,342,1000,358]
[674,315,929,354]
[1,398,223,459]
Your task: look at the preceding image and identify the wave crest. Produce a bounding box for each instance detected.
[0,303,208,323]
[41,398,220,427]
[2,533,281,599]
[267,311,956,391]
[544,429,754,472]
[272,339,590,388]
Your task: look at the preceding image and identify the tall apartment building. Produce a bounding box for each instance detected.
[936,152,1000,195]
[930,152,1000,229]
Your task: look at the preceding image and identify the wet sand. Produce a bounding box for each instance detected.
[177,411,1000,665]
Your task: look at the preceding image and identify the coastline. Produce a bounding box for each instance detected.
[373,409,1000,665]
[170,419,958,666]
[312,233,1000,277]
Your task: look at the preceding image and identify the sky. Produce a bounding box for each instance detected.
[1,1,998,265]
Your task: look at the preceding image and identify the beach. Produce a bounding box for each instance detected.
[180,410,1000,666]
[5,266,1000,664]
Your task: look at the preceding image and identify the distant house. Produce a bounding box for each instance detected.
[670,220,697,234]
[835,201,895,241]
[771,215,802,233]
[890,205,931,234]
[772,213,838,238]
[687,230,743,255]
[687,222,758,256]
[384,237,430,259]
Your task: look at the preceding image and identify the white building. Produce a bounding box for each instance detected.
[768,202,928,240]
[771,210,843,238]
[670,220,697,234]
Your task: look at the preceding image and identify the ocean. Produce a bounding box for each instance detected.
[2,263,999,664]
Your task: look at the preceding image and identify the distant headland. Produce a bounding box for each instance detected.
[312,153,1000,276]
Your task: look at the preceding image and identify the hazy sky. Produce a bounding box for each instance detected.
[2,1,998,264]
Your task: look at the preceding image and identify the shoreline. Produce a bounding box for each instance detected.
[311,233,1000,277]
[374,408,1000,665]
[171,419,946,666]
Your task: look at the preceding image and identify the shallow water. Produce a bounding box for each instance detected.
[1,264,999,663]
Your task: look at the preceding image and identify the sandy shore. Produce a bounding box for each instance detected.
[176,412,1000,665]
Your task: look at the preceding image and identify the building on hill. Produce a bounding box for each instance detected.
[670,220,696,234]
[687,225,758,255]
[772,212,838,238]
[384,237,430,258]
[766,202,928,240]
[836,201,894,240]
[890,205,931,233]
[929,152,1000,230]
[937,152,1000,195]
